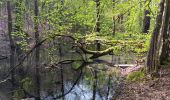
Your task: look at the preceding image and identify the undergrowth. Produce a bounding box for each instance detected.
[126,68,145,82]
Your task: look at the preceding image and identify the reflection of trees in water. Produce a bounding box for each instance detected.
[92,68,97,100]
[41,62,118,100]
[0,36,121,100]
[0,58,119,100]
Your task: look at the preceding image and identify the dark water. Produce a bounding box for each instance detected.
[0,61,122,100]
[0,38,129,100]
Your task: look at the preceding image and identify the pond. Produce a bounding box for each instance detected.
[0,38,133,100]
[0,60,122,100]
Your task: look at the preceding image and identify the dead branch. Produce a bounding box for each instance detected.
[0,33,114,84]
[78,43,114,59]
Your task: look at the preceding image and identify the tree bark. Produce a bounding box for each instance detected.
[142,0,151,33]
[7,1,15,97]
[78,43,114,59]
[147,0,165,73]
[112,0,116,35]
[160,0,170,64]
[95,0,100,33]
[34,0,40,99]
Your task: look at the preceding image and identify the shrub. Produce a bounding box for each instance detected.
[126,70,145,82]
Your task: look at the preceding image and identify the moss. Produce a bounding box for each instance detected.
[126,70,145,82]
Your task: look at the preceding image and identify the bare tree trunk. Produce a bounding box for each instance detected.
[14,0,24,61]
[7,1,15,98]
[142,0,151,33]
[147,0,165,73]
[34,0,40,99]
[160,0,170,64]
[155,0,169,70]
[112,0,116,35]
[95,0,100,33]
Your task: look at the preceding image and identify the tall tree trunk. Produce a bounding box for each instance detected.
[112,0,116,36]
[34,0,40,99]
[166,24,170,62]
[95,0,100,33]
[156,0,169,68]
[142,0,151,33]
[147,0,165,73]
[160,0,170,64]
[14,0,24,62]
[7,1,15,98]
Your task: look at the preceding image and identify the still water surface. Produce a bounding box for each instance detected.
[0,61,122,100]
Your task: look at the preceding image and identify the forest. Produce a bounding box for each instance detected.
[0,0,170,100]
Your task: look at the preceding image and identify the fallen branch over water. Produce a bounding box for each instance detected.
[0,33,114,84]
[78,44,114,59]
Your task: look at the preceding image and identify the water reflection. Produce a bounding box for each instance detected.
[0,61,121,100]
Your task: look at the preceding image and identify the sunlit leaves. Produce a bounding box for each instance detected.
[83,32,150,56]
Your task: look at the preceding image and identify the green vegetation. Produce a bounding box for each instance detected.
[7,0,159,52]
[1,0,170,99]
[126,69,145,82]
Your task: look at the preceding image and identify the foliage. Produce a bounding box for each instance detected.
[126,69,145,82]
[0,0,164,98]
[4,0,159,58]
[84,32,151,56]
[21,77,33,92]
[12,0,28,51]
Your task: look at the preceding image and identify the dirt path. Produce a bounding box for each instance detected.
[117,66,170,100]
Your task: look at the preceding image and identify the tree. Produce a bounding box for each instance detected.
[160,0,170,64]
[147,0,164,73]
[112,0,116,35]
[34,0,40,99]
[95,0,100,33]
[7,0,15,97]
[14,0,26,61]
[142,0,151,33]
[146,0,170,74]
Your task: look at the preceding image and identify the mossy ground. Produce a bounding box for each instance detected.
[126,69,145,82]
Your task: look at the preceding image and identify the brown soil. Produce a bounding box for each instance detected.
[117,66,170,100]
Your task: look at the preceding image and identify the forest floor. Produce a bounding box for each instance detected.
[117,66,170,100]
